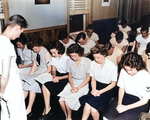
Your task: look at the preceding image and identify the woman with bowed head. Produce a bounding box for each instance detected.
[104,52,150,120]
[82,44,117,120]
[58,43,91,120]
[38,41,69,120]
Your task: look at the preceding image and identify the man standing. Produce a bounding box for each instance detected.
[0,14,28,120]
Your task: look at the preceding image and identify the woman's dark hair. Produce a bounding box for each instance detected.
[115,31,123,43]
[15,33,27,45]
[6,14,28,28]
[48,41,65,55]
[90,44,108,56]
[75,32,86,42]
[58,31,68,40]
[27,37,43,49]
[67,43,84,56]
[120,52,145,71]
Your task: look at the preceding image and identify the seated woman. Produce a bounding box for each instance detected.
[58,31,75,51]
[16,33,33,83]
[58,44,91,120]
[39,41,69,120]
[23,37,51,116]
[81,44,117,120]
[104,52,150,120]
[110,31,128,53]
[76,32,95,59]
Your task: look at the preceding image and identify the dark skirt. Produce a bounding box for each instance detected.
[80,81,114,112]
[104,93,149,120]
[44,71,68,96]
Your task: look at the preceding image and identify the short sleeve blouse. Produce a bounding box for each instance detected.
[117,69,150,99]
[67,57,91,87]
[90,58,117,84]
[51,53,69,73]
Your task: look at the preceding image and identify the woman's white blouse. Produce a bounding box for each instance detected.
[17,45,33,65]
[118,69,150,99]
[90,58,117,84]
[67,57,91,87]
[51,53,69,73]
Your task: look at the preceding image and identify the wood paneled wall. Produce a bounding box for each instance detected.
[23,25,67,47]
[93,0,119,21]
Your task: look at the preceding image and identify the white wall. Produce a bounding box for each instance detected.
[8,0,67,30]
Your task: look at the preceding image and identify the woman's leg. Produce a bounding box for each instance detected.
[42,85,51,114]
[65,102,72,120]
[23,90,28,99]
[82,103,92,120]
[91,107,99,120]
[26,91,36,114]
[59,100,67,118]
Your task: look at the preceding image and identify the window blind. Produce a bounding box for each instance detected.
[69,0,91,15]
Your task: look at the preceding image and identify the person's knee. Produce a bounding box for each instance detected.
[85,103,91,108]
[91,108,99,115]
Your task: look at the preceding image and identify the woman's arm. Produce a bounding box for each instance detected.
[91,76,100,96]
[117,98,148,113]
[29,62,37,75]
[44,65,51,73]
[51,65,56,78]
[52,66,68,82]
[44,52,51,74]
[68,73,74,88]
[91,76,96,91]
[99,81,117,95]
[118,87,125,105]
[77,73,90,90]
[18,63,33,69]
[0,57,12,96]
[57,74,68,81]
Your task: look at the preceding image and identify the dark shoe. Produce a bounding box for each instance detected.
[43,109,54,120]
[38,115,45,120]
[27,111,33,117]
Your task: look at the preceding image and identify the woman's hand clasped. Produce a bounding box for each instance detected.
[53,76,59,83]
[91,89,101,97]
[71,87,79,93]
[116,104,128,113]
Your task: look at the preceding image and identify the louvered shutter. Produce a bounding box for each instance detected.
[69,0,91,15]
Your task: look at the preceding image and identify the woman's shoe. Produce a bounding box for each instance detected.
[43,109,54,120]
[38,115,45,120]
[27,111,33,117]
